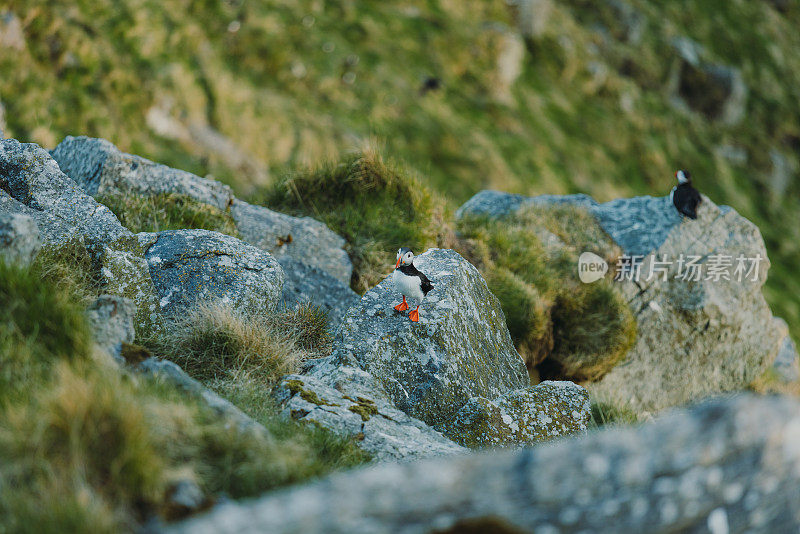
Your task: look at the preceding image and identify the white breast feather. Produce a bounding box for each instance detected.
[392,269,425,301]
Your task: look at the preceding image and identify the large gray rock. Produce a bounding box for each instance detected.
[0,212,40,266]
[86,295,136,364]
[331,249,529,429]
[231,199,351,284]
[51,136,234,211]
[442,381,590,448]
[274,362,464,461]
[166,394,800,534]
[591,195,783,414]
[278,256,359,328]
[144,229,284,318]
[457,190,784,416]
[0,138,128,246]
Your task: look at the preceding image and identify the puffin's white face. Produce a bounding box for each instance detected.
[676,170,690,184]
[395,248,414,268]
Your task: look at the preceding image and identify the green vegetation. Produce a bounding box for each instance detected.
[261,150,451,292]
[3,0,796,338]
[589,400,641,429]
[0,259,367,532]
[97,192,238,236]
[458,205,636,380]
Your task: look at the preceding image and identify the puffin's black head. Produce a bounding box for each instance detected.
[675,169,691,185]
[395,247,414,269]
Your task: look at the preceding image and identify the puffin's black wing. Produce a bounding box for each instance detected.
[418,272,434,296]
[673,184,702,219]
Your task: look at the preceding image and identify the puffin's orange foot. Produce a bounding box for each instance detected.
[394,298,409,312]
[408,308,420,322]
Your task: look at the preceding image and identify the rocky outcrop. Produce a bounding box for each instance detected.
[52,136,352,284]
[274,362,465,461]
[278,256,359,328]
[0,138,129,246]
[86,295,136,364]
[165,394,800,534]
[457,190,783,416]
[669,37,747,125]
[143,229,284,318]
[331,249,529,429]
[51,136,234,211]
[442,381,590,448]
[0,212,40,266]
[232,199,352,284]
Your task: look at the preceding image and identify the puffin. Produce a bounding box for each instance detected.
[670,169,702,219]
[392,247,433,322]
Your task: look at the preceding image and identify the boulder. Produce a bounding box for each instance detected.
[274,362,465,461]
[278,256,360,328]
[669,37,748,125]
[231,199,352,284]
[144,229,284,318]
[165,394,800,534]
[51,136,234,211]
[457,190,784,415]
[331,248,529,429]
[97,235,164,337]
[85,295,136,364]
[0,138,128,246]
[442,381,590,448]
[0,212,40,266]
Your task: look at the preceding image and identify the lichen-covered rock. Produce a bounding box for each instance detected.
[0,212,40,266]
[144,229,284,318]
[457,190,784,416]
[591,195,783,414]
[166,394,800,534]
[97,236,164,337]
[51,136,234,211]
[442,381,590,448]
[85,295,136,364]
[274,364,464,461]
[278,256,359,328]
[0,138,128,246]
[231,199,351,284]
[332,248,529,429]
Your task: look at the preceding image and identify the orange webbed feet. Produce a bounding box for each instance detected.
[394,296,409,312]
[408,307,420,322]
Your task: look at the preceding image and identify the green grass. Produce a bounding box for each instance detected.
[97,192,239,236]
[0,259,368,531]
[457,205,636,381]
[588,399,641,429]
[259,149,451,292]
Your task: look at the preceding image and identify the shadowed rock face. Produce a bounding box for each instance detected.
[332,248,529,429]
[143,229,284,318]
[164,394,800,534]
[0,212,40,266]
[457,190,785,416]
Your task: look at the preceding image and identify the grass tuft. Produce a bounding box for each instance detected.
[260,149,452,292]
[97,192,239,236]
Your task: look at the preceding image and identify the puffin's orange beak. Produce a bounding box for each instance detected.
[395,257,401,269]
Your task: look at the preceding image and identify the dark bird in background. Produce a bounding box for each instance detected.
[392,247,433,322]
[670,169,702,219]
[419,76,442,95]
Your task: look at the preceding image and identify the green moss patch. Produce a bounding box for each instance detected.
[457,205,636,381]
[259,150,452,292]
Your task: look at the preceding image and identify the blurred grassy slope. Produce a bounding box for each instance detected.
[1,0,798,337]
